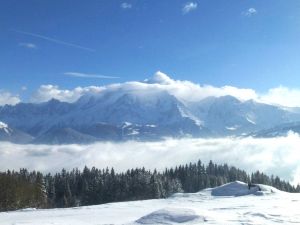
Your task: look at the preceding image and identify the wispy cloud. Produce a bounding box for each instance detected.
[19,42,37,49]
[21,86,27,91]
[182,2,198,14]
[121,2,132,9]
[242,8,257,17]
[64,72,120,79]
[12,29,95,52]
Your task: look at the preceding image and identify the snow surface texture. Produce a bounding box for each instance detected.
[136,208,205,224]
[0,181,299,225]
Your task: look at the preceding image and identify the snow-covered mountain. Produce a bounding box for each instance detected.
[0,121,33,143]
[1,73,300,144]
[251,121,300,137]
[1,181,299,225]
[33,127,98,145]
[0,89,210,143]
[188,95,300,135]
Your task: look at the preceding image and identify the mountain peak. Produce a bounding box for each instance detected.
[146,71,174,85]
[216,95,240,103]
[47,98,62,104]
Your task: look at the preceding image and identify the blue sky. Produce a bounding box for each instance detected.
[0,0,300,100]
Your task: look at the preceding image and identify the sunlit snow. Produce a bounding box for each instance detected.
[0,181,299,225]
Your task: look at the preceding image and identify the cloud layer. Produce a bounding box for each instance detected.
[0,134,300,185]
[28,71,300,108]
[2,71,300,107]
[30,71,258,104]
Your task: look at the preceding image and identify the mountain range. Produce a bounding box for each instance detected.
[1,74,300,144]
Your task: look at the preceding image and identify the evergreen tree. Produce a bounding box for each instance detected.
[0,159,299,211]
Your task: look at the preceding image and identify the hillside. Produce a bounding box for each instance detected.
[0,181,299,225]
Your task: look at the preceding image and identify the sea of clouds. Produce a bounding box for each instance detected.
[0,133,300,185]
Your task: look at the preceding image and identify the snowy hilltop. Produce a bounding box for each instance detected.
[1,181,299,225]
[1,72,300,144]
[205,180,281,196]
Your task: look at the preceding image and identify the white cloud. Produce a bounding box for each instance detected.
[30,85,103,103]
[19,42,37,49]
[259,86,300,108]
[145,71,175,85]
[142,71,257,102]
[1,134,300,185]
[30,72,258,103]
[107,71,257,103]
[28,71,300,107]
[182,2,198,14]
[121,2,132,9]
[64,72,120,79]
[0,91,20,106]
[242,8,257,17]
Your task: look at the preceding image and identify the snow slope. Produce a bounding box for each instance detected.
[207,181,280,196]
[0,90,209,142]
[1,181,299,225]
[188,96,300,136]
[0,121,33,143]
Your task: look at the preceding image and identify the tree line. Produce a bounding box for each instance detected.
[0,160,299,211]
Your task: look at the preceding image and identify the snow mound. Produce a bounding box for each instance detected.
[136,208,205,224]
[16,208,37,212]
[208,181,279,197]
[255,183,283,194]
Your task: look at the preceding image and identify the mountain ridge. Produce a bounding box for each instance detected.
[1,81,300,144]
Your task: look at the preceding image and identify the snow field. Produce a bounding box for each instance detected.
[1,181,299,225]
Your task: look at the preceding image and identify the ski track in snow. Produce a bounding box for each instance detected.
[1,182,300,225]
